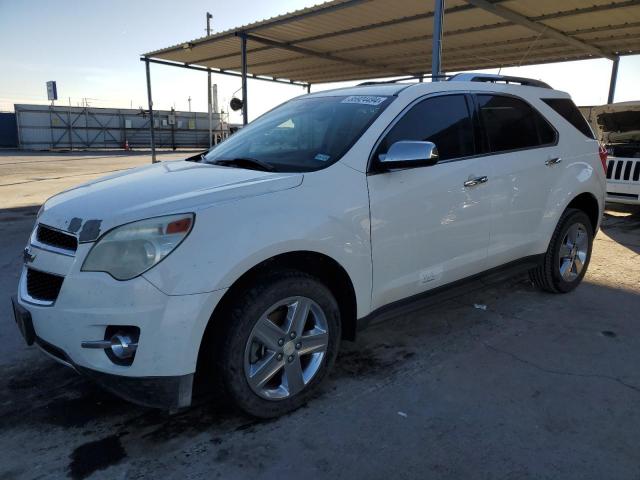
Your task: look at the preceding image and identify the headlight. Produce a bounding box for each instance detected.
[82,213,194,280]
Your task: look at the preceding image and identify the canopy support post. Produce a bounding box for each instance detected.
[241,34,248,125]
[608,55,619,104]
[145,58,157,163]
[431,0,445,81]
[307,84,311,94]
[207,12,213,148]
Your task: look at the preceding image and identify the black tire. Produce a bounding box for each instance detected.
[529,208,594,293]
[216,269,341,418]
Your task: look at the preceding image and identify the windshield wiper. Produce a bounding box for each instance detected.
[211,157,275,172]
[185,151,208,162]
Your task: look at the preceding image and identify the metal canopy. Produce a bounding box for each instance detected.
[144,0,640,85]
[142,0,640,162]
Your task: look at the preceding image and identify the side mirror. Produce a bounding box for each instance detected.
[378,141,439,170]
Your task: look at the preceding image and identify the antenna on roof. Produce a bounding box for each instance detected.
[517,27,546,67]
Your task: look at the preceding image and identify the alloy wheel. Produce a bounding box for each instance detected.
[244,296,329,400]
[558,222,588,282]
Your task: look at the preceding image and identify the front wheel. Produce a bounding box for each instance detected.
[529,208,594,293]
[217,270,340,418]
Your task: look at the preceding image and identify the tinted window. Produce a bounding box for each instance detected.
[542,98,595,139]
[477,95,556,153]
[378,94,474,161]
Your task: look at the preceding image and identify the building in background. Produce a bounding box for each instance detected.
[7,104,233,150]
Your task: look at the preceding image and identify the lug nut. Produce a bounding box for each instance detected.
[295,342,301,350]
[288,355,294,362]
[278,338,284,346]
[277,353,283,361]
[289,332,296,339]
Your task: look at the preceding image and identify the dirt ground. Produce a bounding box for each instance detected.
[1,150,639,480]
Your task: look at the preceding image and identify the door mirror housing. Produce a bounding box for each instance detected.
[378,141,439,170]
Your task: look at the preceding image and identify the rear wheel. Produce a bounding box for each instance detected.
[217,270,340,418]
[529,208,593,293]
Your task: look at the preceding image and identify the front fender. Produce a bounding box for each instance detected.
[143,163,373,318]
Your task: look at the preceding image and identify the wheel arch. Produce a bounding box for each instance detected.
[195,250,358,382]
[565,192,601,233]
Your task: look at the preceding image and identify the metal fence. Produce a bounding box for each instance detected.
[14,104,230,150]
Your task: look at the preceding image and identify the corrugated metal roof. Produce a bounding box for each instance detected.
[143,0,640,84]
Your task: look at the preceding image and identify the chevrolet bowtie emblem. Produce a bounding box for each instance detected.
[23,247,36,264]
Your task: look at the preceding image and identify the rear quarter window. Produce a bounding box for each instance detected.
[542,98,595,139]
[477,94,557,153]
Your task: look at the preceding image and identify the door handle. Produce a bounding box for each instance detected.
[464,176,488,188]
[545,157,562,166]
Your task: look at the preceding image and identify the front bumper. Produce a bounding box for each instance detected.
[15,255,226,408]
[606,189,640,205]
[36,334,194,410]
[12,294,200,410]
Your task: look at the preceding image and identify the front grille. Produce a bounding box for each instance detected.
[26,268,64,302]
[36,225,78,252]
[606,158,640,182]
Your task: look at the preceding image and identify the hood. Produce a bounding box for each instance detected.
[580,102,640,144]
[598,111,640,144]
[39,160,303,242]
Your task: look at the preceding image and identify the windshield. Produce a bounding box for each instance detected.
[203,94,394,172]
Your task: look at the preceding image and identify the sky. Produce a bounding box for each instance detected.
[1,0,639,124]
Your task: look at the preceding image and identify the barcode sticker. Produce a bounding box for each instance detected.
[341,96,387,106]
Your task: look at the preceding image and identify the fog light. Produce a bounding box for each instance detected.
[106,326,140,366]
[81,326,140,366]
[110,333,138,359]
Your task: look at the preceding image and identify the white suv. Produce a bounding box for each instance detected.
[12,74,605,418]
[581,101,640,205]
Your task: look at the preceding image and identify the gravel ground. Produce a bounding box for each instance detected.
[0,151,639,480]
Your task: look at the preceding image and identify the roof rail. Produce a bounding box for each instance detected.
[448,73,552,89]
[357,74,451,86]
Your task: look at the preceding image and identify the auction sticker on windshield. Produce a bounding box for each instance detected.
[341,96,388,106]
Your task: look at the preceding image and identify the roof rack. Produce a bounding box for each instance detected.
[448,73,552,89]
[357,74,451,86]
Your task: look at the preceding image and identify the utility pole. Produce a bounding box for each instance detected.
[207,12,213,148]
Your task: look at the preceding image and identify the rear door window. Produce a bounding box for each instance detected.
[476,94,557,153]
[377,94,475,162]
[542,98,595,139]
